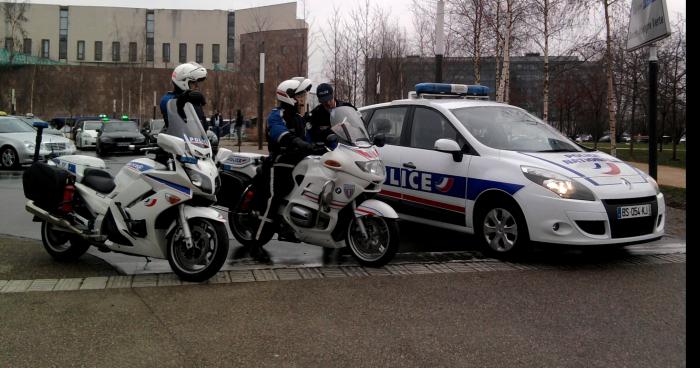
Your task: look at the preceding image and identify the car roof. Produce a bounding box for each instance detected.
[360,98,515,111]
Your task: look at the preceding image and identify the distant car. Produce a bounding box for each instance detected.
[598,135,611,142]
[96,120,147,156]
[141,118,165,146]
[680,134,686,143]
[74,120,103,149]
[0,115,76,169]
[575,134,592,143]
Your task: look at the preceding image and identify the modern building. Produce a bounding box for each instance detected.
[1,1,306,70]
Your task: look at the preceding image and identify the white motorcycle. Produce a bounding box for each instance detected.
[216,106,399,267]
[22,101,229,282]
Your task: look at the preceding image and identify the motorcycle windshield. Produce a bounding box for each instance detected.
[166,100,210,149]
[330,106,371,147]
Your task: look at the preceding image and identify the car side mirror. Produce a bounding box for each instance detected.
[435,138,463,162]
[372,133,386,148]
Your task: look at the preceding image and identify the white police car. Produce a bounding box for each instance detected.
[359,83,665,256]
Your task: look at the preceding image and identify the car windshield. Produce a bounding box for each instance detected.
[451,106,581,152]
[84,122,102,130]
[330,106,371,147]
[102,121,138,132]
[0,117,36,133]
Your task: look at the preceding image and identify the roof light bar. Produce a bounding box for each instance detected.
[415,83,490,97]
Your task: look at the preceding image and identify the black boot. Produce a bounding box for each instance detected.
[250,245,272,264]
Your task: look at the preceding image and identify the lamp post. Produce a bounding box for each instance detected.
[258,51,265,150]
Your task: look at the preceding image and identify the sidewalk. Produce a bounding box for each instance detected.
[219,140,686,188]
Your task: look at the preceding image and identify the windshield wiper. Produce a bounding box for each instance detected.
[536,148,579,152]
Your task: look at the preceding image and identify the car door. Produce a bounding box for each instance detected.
[398,107,472,229]
[365,106,410,213]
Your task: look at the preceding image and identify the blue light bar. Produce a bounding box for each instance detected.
[415,83,490,96]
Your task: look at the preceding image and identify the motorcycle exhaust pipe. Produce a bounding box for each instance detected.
[25,200,102,241]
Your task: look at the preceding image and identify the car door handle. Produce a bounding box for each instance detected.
[403,162,416,169]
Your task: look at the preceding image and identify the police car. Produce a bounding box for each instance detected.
[359,83,665,256]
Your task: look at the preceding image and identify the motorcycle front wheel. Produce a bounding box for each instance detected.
[41,221,90,262]
[346,216,399,267]
[167,218,229,282]
[229,188,274,247]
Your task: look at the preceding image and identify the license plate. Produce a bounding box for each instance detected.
[616,204,651,219]
[117,142,131,147]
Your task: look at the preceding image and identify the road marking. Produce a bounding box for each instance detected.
[0,253,686,294]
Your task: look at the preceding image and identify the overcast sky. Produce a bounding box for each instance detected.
[28,0,687,83]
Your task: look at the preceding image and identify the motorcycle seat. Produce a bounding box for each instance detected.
[82,168,116,194]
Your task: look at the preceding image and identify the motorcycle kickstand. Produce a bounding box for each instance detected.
[351,201,369,239]
[177,205,194,249]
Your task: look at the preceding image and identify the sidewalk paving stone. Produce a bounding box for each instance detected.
[80,277,108,290]
[53,278,83,291]
[2,279,32,293]
[27,279,59,292]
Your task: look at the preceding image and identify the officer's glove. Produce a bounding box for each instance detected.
[312,143,328,156]
[291,137,314,152]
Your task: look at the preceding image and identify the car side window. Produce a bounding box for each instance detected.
[366,107,408,146]
[410,107,464,150]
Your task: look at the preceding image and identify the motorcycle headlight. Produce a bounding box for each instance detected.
[356,160,385,177]
[521,166,596,201]
[185,167,213,193]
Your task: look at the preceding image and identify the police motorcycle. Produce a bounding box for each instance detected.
[215,106,399,267]
[22,101,229,282]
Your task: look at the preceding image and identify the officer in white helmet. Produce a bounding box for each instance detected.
[159,61,208,129]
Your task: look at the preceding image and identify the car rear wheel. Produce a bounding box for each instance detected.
[475,199,529,258]
[1,146,20,169]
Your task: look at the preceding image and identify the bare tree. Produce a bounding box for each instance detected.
[451,0,487,84]
[2,0,29,63]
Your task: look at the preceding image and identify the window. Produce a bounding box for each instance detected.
[367,107,408,146]
[212,44,220,63]
[195,43,203,63]
[4,38,13,51]
[23,38,31,55]
[41,39,50,58]
[409,107,461,150]
[112,41,120,61]
[129,42,137,62]
[179,43,187,63]
[162,43,170,62]
[145,10,154,61]
[76,40,85,60]
[94,41,102,61]
[59,7,68,60]
[226,12,235,63]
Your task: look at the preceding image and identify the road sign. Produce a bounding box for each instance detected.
[626,0,672,51]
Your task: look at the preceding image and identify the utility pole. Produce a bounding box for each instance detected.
[257,49,265,150]
[648,44,658,180]
[435,0,445,83]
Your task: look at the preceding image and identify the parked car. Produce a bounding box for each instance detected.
[17,115,64,136]
[96,120,147,156]
[74,120,103,149]
[359,83,665,257]
[679,134,686,143]
[0,114,76,169]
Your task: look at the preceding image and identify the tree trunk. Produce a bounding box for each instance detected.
[497,0,512,103]
[629,75,637,157]
[542,0,549,122]
[603,0,617,157]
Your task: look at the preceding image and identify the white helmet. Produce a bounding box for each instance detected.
[172,62,207,91]
[276,77,312,106]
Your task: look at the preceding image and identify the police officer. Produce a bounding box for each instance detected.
[307,83,355,144]
[248,77,325,263]
[159,61,208,129]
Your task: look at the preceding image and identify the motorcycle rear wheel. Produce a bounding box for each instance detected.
[167,218,229,282]
[41,221,90,262]
[229,188,274,247]
[346,216,399,267]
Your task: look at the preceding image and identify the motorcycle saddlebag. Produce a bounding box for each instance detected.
[23,162,70,211]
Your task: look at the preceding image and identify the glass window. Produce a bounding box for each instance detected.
[23,38,31,55]
[76,40,85,60]
[366,107,408,146]
[146,39,154,62]
[212,44,220,63]
[195,43,203,63]
[146,11,154,62]
[94,41,102,61]
[129,42,137,62]
[59,7,68,60]
[41,39,50,58]
[179,43,187,63]
[226,12,235,63]
[4,38,13,51]
[112,42,120,61]
[162,43,170,62]
[409,107,462,150]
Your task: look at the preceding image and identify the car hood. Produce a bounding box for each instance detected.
[82,130,99,138]
[510,151,649,185]
[101,131,143,139]
[2,132,71,144]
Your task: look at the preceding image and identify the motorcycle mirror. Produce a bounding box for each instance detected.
[372,133,386,148]
[325,133,338,146]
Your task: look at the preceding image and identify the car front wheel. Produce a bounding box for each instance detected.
[475,199,529,258]
[1,146,20,169]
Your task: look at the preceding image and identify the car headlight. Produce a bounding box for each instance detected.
[521,166,596,201]
[23,141,35,151]
[185,167,213,193]
[356,160,385,177]
[645,174,661,195]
